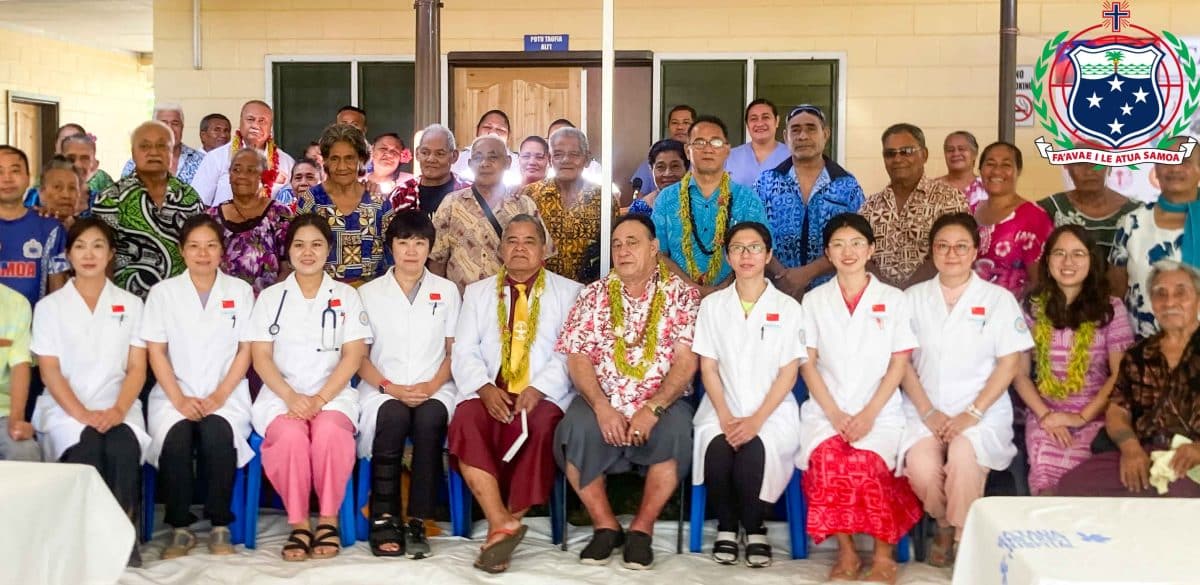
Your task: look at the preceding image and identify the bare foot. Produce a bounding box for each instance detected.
[829,549,862,581]
[863,557,900,585]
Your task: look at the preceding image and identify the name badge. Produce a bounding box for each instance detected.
[220,298,237,314]
[969,305,987,323]
[763,312,781,329]
[111,304,126,324]
[870,303,887,329]
[429,292,442,315]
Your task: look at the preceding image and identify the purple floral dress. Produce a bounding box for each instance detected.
[208,201,293,295]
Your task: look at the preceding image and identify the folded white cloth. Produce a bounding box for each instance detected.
[1148,434,1200,494]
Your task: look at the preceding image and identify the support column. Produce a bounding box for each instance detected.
[998,0,1018,143]
[414,0,442,129]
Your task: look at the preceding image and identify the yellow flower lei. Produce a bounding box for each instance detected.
[1032,295,1096,400]
[677,172,732,286]
[497,268,546,386]
[231,131,279,196]
[608,261,670,380]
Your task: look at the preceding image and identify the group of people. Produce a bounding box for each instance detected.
[2,93,1199,584]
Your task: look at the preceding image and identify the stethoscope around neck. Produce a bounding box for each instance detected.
[268,288,341,352]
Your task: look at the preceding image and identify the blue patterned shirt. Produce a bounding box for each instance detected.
[651,174,768,284]
[121,143,205,185]
[755,156,865,288]
[297,184,394,285]
[1109,202,1183,339]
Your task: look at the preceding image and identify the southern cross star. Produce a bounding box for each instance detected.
[1107,76,1125,92]
[1120,103,1133,116]
[1108,118,1125,135]
[1132,87,1149,103]
[1086,92,1103,108]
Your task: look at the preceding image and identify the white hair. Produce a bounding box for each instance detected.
[549,126,590,155]
[130,120,175,145]
[153,102,185,122]
[1149,259,1200,294]
[470,134,508,153]
[419,123,457,151]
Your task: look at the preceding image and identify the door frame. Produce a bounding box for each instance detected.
[652,52,848,164]
[445,51,653,137]
[7,91,60,171]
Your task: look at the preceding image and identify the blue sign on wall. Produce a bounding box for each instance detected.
[524,34,569,52]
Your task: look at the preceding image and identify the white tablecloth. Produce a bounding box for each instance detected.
[955,496,1200,585]
[0,461,134,585]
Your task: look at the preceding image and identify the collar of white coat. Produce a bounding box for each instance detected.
[282,271,338,301]
[382,266,431,296]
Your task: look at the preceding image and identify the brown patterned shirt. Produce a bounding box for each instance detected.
[520,178,614,284]
[861,175,967,287]
[1112,329,1200,446]
[429,186,556,290]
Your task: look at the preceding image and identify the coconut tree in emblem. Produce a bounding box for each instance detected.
[1106,50,1125,74]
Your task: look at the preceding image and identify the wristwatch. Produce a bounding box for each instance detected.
[649,403,665,418]
[379,378,392,392]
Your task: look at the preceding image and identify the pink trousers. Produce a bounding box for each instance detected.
[903,435,988,540]
[262,411,356,524]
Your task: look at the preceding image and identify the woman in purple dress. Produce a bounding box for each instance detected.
[1012,225,1134,494]
[208,148,293,295]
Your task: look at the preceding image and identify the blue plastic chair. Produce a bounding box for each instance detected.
[243,432,356,549]
[352,456,463,542]
[140,462,246,545]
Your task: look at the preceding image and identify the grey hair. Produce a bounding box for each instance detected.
[60,133,97,152]
[548,126,590,156]
[130,120,175,146]
[471,134,508,153]
[153,102,185,121]
[41,154,76,174]
[419,123,457,151]
[318,122,369,162]
[1148,259,1200,294]
[229,147,268,173]
[882,122,927,149]
[502,213,547,244]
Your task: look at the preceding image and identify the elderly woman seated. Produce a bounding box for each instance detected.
[1057,260,1200,497]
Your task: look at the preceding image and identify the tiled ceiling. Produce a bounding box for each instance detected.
[0,0,153,54]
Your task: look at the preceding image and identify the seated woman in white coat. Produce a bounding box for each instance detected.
[141,214,255,559]
[798,213,922,585]
[692,221,804,568]
[31,218,151,567]
[900,212,1032,567]
[356,210,459,559]
[245,213,371,562]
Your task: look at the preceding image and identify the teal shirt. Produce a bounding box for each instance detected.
[651,175,768,284]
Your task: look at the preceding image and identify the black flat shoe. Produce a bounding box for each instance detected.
[580,527,624,565]
[621,530,654,570]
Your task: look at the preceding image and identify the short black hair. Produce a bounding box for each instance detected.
[371,132,405,148]
[667,104,697,120]
[384,209,436,248]
[725,221,773,251]
[548,118,575,130]
[284,213,334,250]
[689,115,729,140]
[200,113,230,132]
[179,213,226,254]
[476,110,511,131]
[928,212,980,249]
[0,145,30,173]
[337,105,367,118]
[744,98,778,121]
[647,139,689,168]
[822,213,875,247]
[614,213,656,240]
[521,135,549,152]
[980,140,1024,172]
[66,216,117,250]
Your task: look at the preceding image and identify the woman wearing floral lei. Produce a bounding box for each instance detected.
[1013,224,1133,495]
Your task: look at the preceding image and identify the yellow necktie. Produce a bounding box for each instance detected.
[509,283,530,394]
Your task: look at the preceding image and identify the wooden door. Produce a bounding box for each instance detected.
[453,67,583,150]
[9,101,41,174]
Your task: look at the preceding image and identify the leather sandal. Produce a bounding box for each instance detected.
[281,528,312,562]
[310,524,341,559]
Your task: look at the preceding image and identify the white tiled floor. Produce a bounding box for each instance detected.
[119,514,954,584]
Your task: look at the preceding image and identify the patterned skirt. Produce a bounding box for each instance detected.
[802,436,923,544]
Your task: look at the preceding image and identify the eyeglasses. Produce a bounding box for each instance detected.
[469,153,505,165]
[828,239,869,251]
[551,151,585,162]
[786,105,826,123]
[1049,249,1089,261]
[883,146,922,159]
[728,243,767,256]
[689,138,728,150]
[933,242,974,256]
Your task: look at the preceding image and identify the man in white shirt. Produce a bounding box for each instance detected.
[189,100,295,206]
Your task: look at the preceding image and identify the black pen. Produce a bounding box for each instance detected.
[432,302,438,316]
[231,315,237,329]
[760,326,764,340]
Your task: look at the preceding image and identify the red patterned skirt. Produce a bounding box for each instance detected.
[802,436,922,544]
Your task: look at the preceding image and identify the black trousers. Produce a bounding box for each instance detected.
[703,435,768,534]
[61,425,141,512]
[159,416,237,527]
[370,399,448,519]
